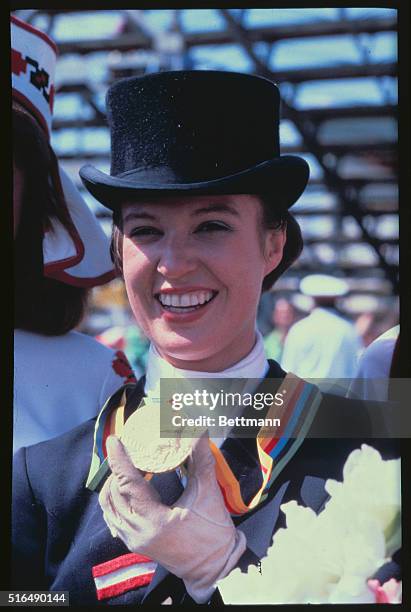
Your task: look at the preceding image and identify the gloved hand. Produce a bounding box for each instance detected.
[99,433,247,603]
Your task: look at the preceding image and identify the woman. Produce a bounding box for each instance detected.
[12,70,400,605]
[12,15,135,451]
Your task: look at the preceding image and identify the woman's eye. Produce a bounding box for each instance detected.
[130,227,162,237]
[195,221,231,233]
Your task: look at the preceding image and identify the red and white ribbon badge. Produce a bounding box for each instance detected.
[92,552,157,600]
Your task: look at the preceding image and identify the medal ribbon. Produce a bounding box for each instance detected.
[86,375,322,517]
[208,373,322,515]
[86,385,132,490]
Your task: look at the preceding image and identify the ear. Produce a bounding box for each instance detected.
[263,227,286,276]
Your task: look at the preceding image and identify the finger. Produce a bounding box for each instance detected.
[99,476,135,526]
[99,475,129,531]
[107,435,142,477]
[106,435,147,493]
[101,476,148,536]
[103,511,119,538]
[102,509,147,551]
[187,431,215,478]
[99,477,124,537]
[101,478,154,548]
[102,506,131,541]
[99,475,117,516]
[110,466,163,517]
[107,435,162,510]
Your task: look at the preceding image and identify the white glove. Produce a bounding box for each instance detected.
[99,434,247,603]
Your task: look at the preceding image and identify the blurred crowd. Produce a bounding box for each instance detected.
[261,275,399,398]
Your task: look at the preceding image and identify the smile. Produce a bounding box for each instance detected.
[155,290,217,313]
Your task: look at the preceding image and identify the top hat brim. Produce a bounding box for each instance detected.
[79,155,309,213]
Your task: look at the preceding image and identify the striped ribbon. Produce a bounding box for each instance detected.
[86,374,321,516]
[86,385,134,490]
[208,374,322,515]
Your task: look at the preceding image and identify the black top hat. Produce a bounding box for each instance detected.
[80,71,309,211]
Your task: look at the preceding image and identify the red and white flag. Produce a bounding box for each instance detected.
[92,552,157,601]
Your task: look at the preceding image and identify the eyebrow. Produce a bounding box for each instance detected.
[191,203,240,217]
[122,211,157,224]
[122,203,240,225]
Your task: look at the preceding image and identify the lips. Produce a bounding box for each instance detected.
[155,289,217,313]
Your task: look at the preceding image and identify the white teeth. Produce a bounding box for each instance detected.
[158,291,214,308]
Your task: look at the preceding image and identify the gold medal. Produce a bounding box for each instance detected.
[120,399,203,473]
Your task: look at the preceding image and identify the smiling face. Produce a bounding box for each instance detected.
[121,194,285,372]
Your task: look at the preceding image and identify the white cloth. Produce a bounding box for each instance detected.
[13,329,135,452]
[281,308,362,380]
[145,329,269,392]
[348,325,399,401]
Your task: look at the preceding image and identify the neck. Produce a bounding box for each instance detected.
[155,329,258,373]
[146,329,268,385]
[145,330,269,408]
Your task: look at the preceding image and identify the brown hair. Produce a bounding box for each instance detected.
[109,194,303,292]
[258,195,303,291]
[13,107,88,335]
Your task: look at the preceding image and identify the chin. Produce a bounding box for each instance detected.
[155,335,216,363]
[161,343,212,362]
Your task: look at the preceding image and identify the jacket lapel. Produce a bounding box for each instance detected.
[217,429,290,565]
[235,480,290,567]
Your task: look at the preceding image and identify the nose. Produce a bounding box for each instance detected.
[156,236,197,279]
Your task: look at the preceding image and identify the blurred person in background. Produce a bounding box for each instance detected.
[12,16,136,452]
[124,322,150,374]
[348,325,400,401]
[263,296,305,362]
[355,308,398,348]
[281,274,362,380]
[97,319,150,377]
